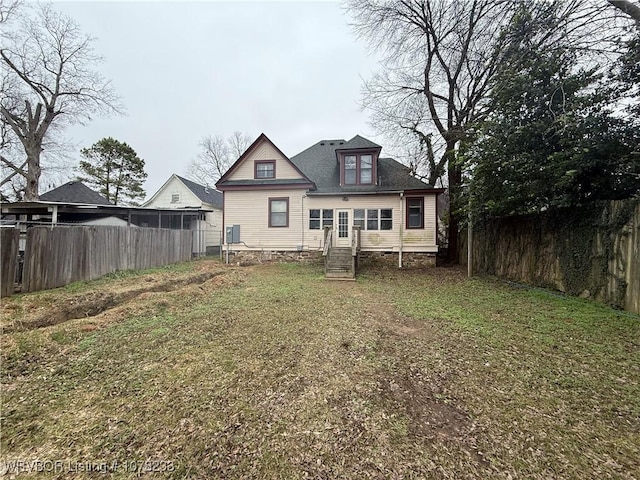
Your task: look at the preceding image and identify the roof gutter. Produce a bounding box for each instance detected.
[306,190,405,196]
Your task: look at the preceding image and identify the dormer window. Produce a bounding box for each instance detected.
[360,155,372,183]
[341,152,376,185]
[255,160,275,179]
[345,156,357,184]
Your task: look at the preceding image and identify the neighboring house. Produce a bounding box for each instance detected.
[39,180,113,205]
[216,133,443,274]
[2,181,207,256]
[36,181,132,226]
[144,174,223,255]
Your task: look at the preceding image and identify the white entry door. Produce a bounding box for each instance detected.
[335,209,351,247]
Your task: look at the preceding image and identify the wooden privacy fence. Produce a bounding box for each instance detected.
[16,226,193,294]
[1,228,20,297]
[461,199,640,314]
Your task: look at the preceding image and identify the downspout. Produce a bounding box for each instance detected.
[399,192,404,268]
[301,194,305,250]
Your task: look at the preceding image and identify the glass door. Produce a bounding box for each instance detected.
[335,209,351,247]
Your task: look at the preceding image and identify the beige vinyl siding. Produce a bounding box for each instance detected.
[223,189,305,250]
[227,141,304,181]
[305,194,437,253]
[402,194,437,250]
[224,191,438,253]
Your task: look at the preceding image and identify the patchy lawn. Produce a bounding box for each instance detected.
[1,261,638,479]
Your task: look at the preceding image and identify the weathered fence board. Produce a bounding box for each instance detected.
[1,228,19,298]
[22,226,193,293]
[461,199,640,314]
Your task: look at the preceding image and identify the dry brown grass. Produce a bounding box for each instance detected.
[1,261,638,478]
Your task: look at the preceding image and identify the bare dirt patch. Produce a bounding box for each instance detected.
[0,260,238,333]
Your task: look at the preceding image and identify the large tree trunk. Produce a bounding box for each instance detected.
[23,144,41,201]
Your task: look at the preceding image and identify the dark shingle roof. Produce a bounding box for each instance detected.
[176,175,223,209]
[214,179,313,187]
[337,135,381,150]
[39,181,113,205]
[290,137,434,194]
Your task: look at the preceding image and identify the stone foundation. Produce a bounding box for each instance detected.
[225,249,436,268]
[225,249,323,266]
[358,251,436,268]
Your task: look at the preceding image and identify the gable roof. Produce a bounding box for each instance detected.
[216,133,313,189]
[336,134,381,151]
[143,174,223,209]
[290,137,437,194]
[175,175,223,209]
[39,181,113,205]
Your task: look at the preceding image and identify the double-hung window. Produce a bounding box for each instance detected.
[354,209,365,229]
[354,208,392,231]
[360,155,372,183]
[342,153,374,185]
[406,197,424,229]
[367,209,379,230]
[309,209,334,229]
[269,198,288,227]
[255,160,275,179]
[344,156,357,185]
[380,209,392,230]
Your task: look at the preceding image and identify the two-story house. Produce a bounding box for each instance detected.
[216,134,443,275]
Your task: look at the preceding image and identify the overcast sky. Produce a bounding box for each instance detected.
[51,1,382,199]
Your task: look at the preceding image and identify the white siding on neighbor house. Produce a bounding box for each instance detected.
[224,191,438,253]
[227,141,304,181]
[203,204,222,247]
[145,176,222,248]
[223,189,305,250]
[145,177,201,208]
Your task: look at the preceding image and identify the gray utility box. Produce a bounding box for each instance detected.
[226,225,240,244]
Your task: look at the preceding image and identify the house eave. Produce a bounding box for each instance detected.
[306,190,404,196]
[217,182,315,192]
[306,188,444,196]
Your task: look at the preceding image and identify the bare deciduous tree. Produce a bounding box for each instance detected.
[608,0,640,24]
[0,0,20,23]
[348,0,627,262]
[0,2,120,201]
[186,131,252,186]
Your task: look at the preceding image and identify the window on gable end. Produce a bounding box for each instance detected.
[255,160,275,179]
